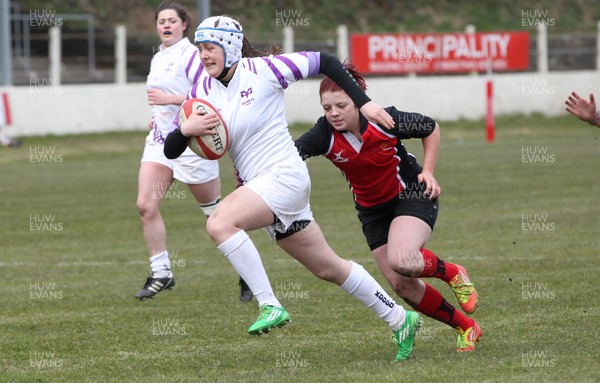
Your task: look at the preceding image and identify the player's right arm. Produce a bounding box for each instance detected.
[164,126,188,159]
[163,110,220,159]
[261,52,393,129]
[385,106,437,139]
[385,106,441,200]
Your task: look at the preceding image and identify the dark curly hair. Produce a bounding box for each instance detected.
[155,1,191,36]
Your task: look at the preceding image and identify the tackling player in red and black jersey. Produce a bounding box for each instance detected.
[295,64,482,352]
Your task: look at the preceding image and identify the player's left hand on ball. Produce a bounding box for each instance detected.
[360,101,394,130]
[418,171,441,200]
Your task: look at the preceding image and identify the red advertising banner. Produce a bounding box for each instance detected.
[351,31,529,74]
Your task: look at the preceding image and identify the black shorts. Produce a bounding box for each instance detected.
[272,214,312,241]
[357,193,439,251]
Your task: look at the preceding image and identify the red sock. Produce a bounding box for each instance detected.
[419,248,458,283]
[415,283,474,331]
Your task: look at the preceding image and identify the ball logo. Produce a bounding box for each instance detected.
[191,103,225,153]
[180,98,229,160]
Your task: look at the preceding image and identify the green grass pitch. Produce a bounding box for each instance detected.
[1,114,598,382]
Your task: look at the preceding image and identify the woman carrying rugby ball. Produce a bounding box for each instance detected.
[165,15,422,362]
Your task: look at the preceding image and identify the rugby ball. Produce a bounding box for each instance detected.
[178,98,229,160]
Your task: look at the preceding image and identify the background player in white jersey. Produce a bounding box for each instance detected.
[164,15,422,362]
[135,2,252,302]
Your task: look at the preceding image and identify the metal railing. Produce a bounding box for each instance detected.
[2,14,599,86]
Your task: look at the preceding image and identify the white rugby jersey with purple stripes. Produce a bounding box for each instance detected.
[170,52,321,182]
[147,38,203,144]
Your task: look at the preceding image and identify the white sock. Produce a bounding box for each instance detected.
[217,230,281,307]
[149,250,171,278]
[340,261,405,332]
[199,197,220,217]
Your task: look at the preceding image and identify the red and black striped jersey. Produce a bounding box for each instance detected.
[295,107,436,208]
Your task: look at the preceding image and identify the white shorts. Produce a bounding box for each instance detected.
[140,133,219,184]
[243,159,314,240]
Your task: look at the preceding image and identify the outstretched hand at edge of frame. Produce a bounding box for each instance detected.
[565,92,600,128]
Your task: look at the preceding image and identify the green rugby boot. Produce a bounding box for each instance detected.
[247,304,291,335]
[393,310,422,362]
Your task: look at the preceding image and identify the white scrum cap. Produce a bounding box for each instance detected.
[195,16,243,68]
